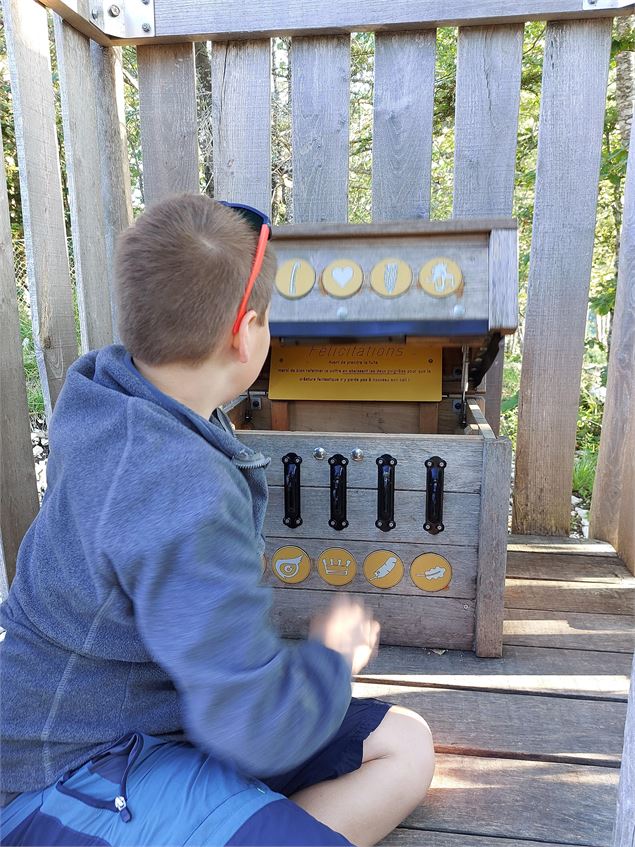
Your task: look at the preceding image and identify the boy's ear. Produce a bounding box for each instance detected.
[232,309,259,364]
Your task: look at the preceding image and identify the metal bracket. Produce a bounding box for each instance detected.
[583,0,633,8]
[91,0,155,39]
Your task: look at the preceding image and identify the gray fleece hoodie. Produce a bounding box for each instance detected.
[0,345,351,799]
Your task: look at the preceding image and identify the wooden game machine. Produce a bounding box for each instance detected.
[229,218,517,657]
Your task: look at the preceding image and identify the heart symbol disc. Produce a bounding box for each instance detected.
[332,266,353,287]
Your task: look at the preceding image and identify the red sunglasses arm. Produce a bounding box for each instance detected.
[232,224,270,336]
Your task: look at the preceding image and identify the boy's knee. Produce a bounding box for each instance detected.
[366,705,435,799]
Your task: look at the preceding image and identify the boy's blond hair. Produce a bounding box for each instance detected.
[115,194,275,365]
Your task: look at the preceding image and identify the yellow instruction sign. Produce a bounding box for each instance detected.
[269,342,441,402]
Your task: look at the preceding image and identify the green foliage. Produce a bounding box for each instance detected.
[572,451,598,503]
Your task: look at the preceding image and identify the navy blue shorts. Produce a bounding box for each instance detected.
[1,698,392,847]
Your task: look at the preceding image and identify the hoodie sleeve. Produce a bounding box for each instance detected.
[99,421,352,777]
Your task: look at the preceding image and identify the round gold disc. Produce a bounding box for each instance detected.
[410,553,453,591]
[275,258,316,299]
[322,259,364,299]
[317,547,357,586]
[271,546,311,584]
[419,258,464,298]
[370,258,412,297]
[363,550,405,589]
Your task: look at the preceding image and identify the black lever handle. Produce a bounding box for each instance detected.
[328,453,348,530]
[282,453,302,528]
[424,455,446,534]
[375,454,397,531]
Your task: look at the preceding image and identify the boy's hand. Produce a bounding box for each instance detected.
[309,595,380,675]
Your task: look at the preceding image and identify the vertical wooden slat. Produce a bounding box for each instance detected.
[137,43,199,206]
[90,43,133,340]
[291,36,350,223]
[54,13,112,351]
[612,655,635,846]
[453,24,524,435]
[3,0,77,417]
[211,40,271,214]
[591,120,635,574]
[372,31,436,221]
[474,435,512,657]
[0,132,39,587]
[513,20,612,536]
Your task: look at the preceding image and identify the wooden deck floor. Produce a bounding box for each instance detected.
[354,537,635,847]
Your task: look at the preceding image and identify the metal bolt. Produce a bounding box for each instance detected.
[587,0,597,4]
[351,448,364,462]
[463,604,469,610]
[437,524,443,531]
[313,447,326,460]
[91,8,99,18]
[336,306,348,320]
[142,22,152,32]
[141,0,151,4]
[108,4,121,16]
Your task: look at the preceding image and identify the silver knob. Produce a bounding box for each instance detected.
[453,303,466,318]
[313,447,326,460]
[351,448,364,462]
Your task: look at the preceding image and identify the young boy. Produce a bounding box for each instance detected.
[0,194,435,846]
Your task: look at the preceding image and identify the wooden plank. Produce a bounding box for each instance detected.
[272,589,475,649]
[454,25,522,435]
[397,753,618,847]
[613,655,635,847]
[211,40,271,214]
[137,43,199,206]
[291,36,350,223]
[508,534,618,556]
[504,609,635,653]
[265,487,481,546]
[591,118,635,575]
[475,438,512,656]
[467,399,495,439]
[372,31,436,221]
[154,2,635,41]
[239,431,484,491]
[356,643,633,700]
[352,681,627,766]
[507,549,632,582]
[513,20,612,535]
[382,831,567,847]
[0,133,39,585]
[418,403,438,433]
[4,0,77,417]
[53,14,113,351]
[90,43,133,339]
[453,26,523,219]
[488,228,518,333]
[265,540,478,599]
[505,577,635,616]
[272,218,517,240]
[270,400,289,431]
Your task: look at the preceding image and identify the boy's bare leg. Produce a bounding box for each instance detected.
[288,705,435,847]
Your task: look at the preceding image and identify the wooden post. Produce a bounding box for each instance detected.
[211,40,271,214]
[0,133,39,586]
[590,116,635,574]
[90,43,134,340]
[612,655,635,846]
[453,24,523,435]
[3,0,78,418]
[54,10,113,351]
[513,19,612,535]
[475,433,512,657]
[372,30,436,221]
[291,36,350,223]
[137,43,199,206]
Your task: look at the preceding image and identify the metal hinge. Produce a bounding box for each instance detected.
[583,0,634,10]
[89,0,155,39]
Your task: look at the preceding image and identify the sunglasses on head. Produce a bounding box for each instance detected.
[218,201,272,335]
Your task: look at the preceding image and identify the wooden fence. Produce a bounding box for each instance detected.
[1,0,635,583]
